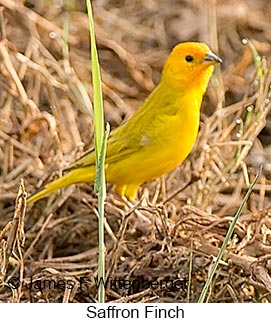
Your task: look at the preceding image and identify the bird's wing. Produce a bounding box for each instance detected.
[65,123,145,171]
[67,86,168,170]
[105,128,145,164]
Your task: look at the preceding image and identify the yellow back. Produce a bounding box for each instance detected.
[27,42,221,203]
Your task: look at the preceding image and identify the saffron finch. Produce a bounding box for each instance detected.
[27,42,221,204]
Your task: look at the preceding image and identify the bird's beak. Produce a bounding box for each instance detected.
[204,52,222,64]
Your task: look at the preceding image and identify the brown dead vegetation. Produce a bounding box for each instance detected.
[1,0,271,302]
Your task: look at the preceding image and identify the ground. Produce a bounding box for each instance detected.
[1,0,271,303]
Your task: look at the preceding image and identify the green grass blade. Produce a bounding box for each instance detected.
[95,123,110,193]
[86,0,104,156]
[96,123,110,303]
[198,167,262,303]
[248,40,263,81]
[86,0,108,303]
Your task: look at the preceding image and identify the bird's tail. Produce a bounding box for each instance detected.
[26,166,96,205]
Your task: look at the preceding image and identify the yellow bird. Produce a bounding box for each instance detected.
[27,42,221,205]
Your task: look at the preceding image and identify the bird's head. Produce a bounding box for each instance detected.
[162,42,222,93]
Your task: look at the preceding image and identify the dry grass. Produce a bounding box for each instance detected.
[1,0,271,303]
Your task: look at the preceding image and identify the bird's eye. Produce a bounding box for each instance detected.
[185,55,194,62]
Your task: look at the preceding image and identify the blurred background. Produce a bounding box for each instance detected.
[1,0,271,302]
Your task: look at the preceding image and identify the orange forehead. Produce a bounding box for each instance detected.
[171,42,212,60]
